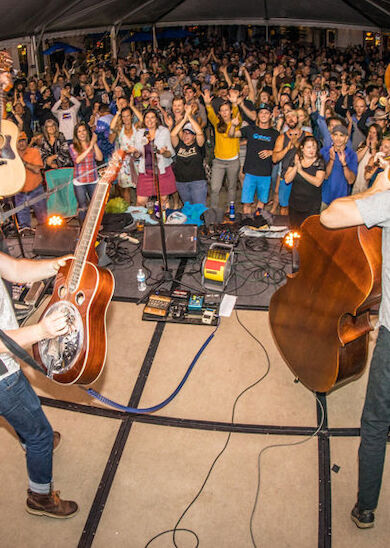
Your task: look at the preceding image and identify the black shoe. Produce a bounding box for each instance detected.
[351,503,375,529]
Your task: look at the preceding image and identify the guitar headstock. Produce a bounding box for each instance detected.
[100,149,126,184]
[0,50,13,91]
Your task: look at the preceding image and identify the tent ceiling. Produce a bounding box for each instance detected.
[0,0,389,41]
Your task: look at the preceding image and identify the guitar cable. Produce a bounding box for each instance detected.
[86,321,219,414]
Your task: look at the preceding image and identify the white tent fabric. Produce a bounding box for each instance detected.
[0,0,389,42]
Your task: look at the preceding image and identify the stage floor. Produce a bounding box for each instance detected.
[0,300,389,548]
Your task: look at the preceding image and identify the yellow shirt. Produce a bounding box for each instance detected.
[206,104,241,160]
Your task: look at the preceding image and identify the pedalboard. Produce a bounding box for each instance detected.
[142,290,220,326]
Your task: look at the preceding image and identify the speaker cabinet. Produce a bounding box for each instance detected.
[33,225,80,256]
[142,224,198,258]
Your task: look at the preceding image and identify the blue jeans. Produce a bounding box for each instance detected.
[358,325,390,510]
[0,370,53,491]
[176,179,208,206]
[278,178,292,207]
[14,185,47,228]
[73,183,97,222]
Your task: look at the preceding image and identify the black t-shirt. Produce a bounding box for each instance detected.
[240,125,279,176]
[173,140,206,182]
[288,156,325,212]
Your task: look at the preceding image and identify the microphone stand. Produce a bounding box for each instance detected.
[137,137,196,305]
[151,139,170,277]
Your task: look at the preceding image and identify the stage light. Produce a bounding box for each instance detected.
[283,230,301,249]
[47,215,64,227]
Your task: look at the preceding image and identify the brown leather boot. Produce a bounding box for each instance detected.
[26,489,79,519]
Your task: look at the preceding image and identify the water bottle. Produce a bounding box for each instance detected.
[229,201,235,221]
[136,268,146,292]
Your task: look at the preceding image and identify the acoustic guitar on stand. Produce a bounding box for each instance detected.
[33,150,125,385]
[0,50,25,196]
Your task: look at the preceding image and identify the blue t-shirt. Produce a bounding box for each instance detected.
[320,145,358,205]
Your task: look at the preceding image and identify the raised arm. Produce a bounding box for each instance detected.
[242,66,255,103]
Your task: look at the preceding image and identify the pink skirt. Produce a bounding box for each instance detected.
[137,166,177,197]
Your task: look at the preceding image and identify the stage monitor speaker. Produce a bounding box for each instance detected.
[33,225,80,256]
[142,224,198,258]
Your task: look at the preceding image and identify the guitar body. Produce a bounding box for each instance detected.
[269,215,382,393]
[0,119,25,196]
[33,259,115,385]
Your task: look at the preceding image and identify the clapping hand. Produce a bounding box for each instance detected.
[294,153,302,169]
[184,103,193,118]
[338,149,346,165]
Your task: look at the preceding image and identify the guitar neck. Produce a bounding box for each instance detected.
[67,150,125,294]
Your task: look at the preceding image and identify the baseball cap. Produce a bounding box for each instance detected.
[18,131,28,141]
[183,122,196,134]
[373,109,387,120]
[257,103,273,113]
[331,124,348,136]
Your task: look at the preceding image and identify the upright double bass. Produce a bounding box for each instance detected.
[269,215,382,393]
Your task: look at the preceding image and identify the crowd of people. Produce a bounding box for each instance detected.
[0,34,390,527]
[5,37,390,232]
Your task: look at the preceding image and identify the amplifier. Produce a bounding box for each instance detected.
[33,224,80,256]
[142,224,198,258]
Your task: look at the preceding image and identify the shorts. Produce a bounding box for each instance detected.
[241,174,271,204]
[278,178,292,207]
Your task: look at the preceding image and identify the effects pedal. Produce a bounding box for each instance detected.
[144,294,171,317]
[188,294,204,313]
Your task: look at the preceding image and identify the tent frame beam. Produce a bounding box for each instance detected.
[340,0,382,28]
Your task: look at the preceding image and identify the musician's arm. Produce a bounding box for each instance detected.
[320,198,363,228]
[0,320,67,354]
[321,169,390,228]
[0,252,70,284]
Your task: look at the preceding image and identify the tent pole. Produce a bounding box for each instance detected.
[110,25,117,61]
[152,25,158,51]
[31,35,40,77]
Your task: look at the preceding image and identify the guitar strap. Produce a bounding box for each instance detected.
[0,358,7,375]
[0,328,46,375]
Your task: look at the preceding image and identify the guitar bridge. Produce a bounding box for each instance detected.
[0,160,7,166]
